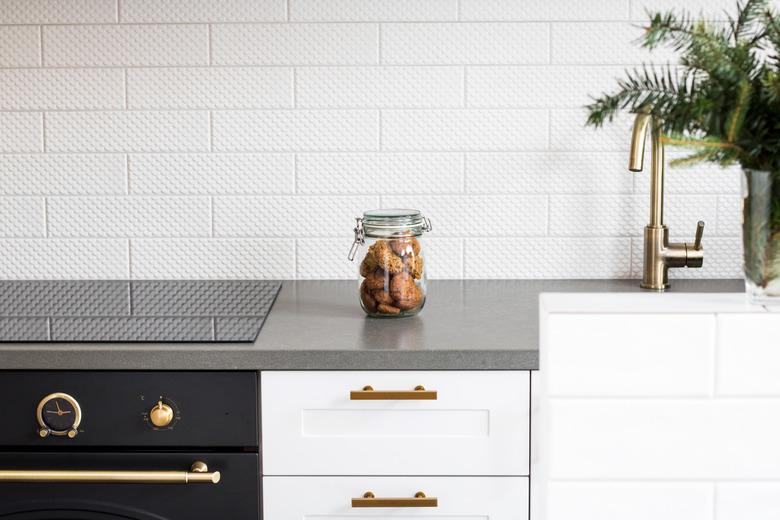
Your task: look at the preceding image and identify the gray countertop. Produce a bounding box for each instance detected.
[0,279,743,371]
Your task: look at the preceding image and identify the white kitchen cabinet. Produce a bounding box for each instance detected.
[261,370,530,476]
[263,476,529,519]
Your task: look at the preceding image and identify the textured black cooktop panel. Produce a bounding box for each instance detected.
[0,280,282,343]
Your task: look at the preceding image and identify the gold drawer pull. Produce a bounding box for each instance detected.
[0,461,220,484]
[352,491,438,508]
[350,385,437,400]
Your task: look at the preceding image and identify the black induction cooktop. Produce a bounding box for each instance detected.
[0,280,281,342]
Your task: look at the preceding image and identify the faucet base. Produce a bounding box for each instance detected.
[640,225,673,292]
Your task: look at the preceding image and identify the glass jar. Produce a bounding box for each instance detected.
[349,209,431,318]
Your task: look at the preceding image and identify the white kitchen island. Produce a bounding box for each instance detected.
[537,292,780,520]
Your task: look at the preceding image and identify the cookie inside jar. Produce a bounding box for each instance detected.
[350,209,431,318]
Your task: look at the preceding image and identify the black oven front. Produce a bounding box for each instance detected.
[0,371,260,520]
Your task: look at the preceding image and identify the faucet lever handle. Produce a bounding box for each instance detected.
[693,221,705,250]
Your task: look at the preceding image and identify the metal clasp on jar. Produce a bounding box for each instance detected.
[348,218,365,261]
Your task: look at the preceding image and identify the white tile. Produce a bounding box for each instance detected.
[468,66,625,108]
[0,0,116,23]
[0,113,41,153]
[213,110,378,152]
[718,483,780,520]
[291,0,457,20]
[551,22,675,64]
[547,483,713,520]
[631,236,742,279]
[0,26,40,67]
[545,313,715,396]
[466,237,631,278]
[466,152,632,194]
[382,194,547,236]
[635,157,741,194]
[46,111,209,152]
[120,0,286,22]
[43,24,208,67]
[631,0,737,20]
[0,69,124,110]
[48,196,211,238]
[382,109,547,151]
[0,155,126,195]
[417,237,463,278]
[462,0,629,21]
[296,66,462,108]
[383,23,549,65]
[213,195,377,237]
[548,399,780,479]
[0,239,128,278]
[131,238,294,278]
[212,23,378,65]
[0,197,44,237]
[127,67,292,109]
[550,109,632,151]
[130,153,294,194]
[297,153,462,194]
[717,314,780,396]
[550,194,717,237]
[717,195,741,236]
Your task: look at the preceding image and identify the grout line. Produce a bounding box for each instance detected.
[547,22,552,64]
[286,0,291,21]
[456,0,461,20]
[207,24,213,65]
[115,0,120,22]
[377,23,382,64]
[38,25,43,66]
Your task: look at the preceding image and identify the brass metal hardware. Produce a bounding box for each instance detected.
[352,491,438,508]
[350,385,437,400]
[0,461,220,484]
[36,392,82,438]
[149,400,174,428]
[629,110,705,290]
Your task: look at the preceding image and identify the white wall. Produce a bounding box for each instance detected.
[0,0,744,279]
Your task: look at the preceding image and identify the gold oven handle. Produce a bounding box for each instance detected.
[350,385,437,400]
[352,491,438,508]
[0,461,220,484]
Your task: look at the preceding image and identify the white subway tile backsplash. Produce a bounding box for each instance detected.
[418,237,463,278]
[0,0,116,23]
[551,22,675,64]
[631,0,736,21]
[718,483,780,520]
[213,195,377,237]
[382,109,547,151]
[547,483,713,520]
[43,25,209,67]
[120,0,286,23]
[131,238,294,278]
[382,23,549,64]
[551,109,632,151]
[466,152,632,193]
[0,69,124,110]
[128,67,292,109]
[550,194,717,237]
[382,194,547,237]
[0,113,42,153]
[631,236,742,279]
[468,66,625,108]
[297,66,463,108]
[461,0,629,21]
[0,154,126,195]
[46,111,210,152]
[717,195,741,236]
[465,237,632,278]
[212,24,378,65]
[290,0,457,21]
[298,152,462,194]
[0,239,128,278]
[0,26,40,67]
[130,153,294,194]
[213,110,378,151]
[0,197,44,237]
[48,196,211,237]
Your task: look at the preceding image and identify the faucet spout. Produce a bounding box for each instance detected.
[628,113,651,172]
[628,112,664,227]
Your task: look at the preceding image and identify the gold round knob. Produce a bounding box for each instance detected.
[149,401,174,428]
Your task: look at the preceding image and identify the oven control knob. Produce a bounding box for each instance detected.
[149,401,174,428]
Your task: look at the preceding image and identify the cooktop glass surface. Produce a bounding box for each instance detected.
[0,280,282,342]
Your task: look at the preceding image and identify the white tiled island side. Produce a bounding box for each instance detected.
[537,293,780,520]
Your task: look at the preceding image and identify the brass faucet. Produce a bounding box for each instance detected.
[629,111,705,291]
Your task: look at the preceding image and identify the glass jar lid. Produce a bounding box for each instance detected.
[348,208,431,260]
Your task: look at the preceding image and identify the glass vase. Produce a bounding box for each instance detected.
[742,168,780,304]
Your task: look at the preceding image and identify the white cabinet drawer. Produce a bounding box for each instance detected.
[261,371,530,475]
[264,476,529,519]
